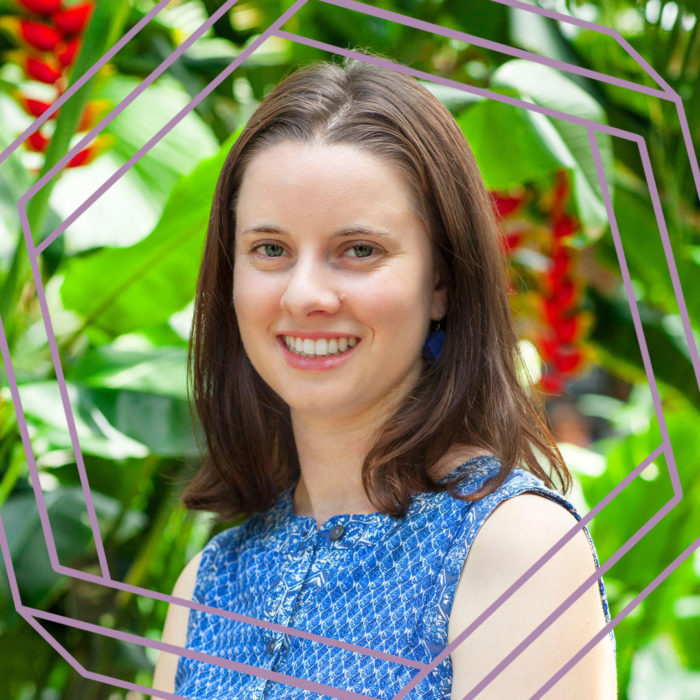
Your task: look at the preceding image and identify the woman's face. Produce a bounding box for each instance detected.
[232,140,446,424]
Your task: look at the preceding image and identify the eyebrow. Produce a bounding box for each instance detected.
[239,224,393,238]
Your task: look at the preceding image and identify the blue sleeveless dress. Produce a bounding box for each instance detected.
[174,455,613,698]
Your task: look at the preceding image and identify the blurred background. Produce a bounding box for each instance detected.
[0,0,698,697]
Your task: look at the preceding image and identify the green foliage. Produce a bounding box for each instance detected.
[0,0,698,697]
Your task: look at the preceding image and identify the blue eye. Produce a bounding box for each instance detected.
[253,243,284,257]
[346,244,377,258]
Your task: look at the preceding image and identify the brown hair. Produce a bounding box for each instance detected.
[183,55,571,521]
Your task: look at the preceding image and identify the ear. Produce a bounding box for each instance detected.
[430,267,448,321]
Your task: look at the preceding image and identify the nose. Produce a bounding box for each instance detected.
[279,253,343,318]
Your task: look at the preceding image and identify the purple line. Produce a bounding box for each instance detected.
[0,296,69,572]
[29,608,377,700]
[637,132,700,392]
[32,0,307,256]
[459,494,680,699]
[0,495,424,672]
[532,533,700,698]
[393,446,663,697]
[320,0,669,100]
[18,206,110,578]
[0,0,173,165]
[490,0,673,94]
[30,0,246,255]
[587,127,682,497]
[274,30,642,144]
[21,612,185,700]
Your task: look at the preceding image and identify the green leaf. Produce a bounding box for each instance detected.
[457,98,563,189]
[59,129,239,336]
[489,59,613,234]
[10,376,199,459]
[68,344,189,400]
[0,486,144,617]
[50,73,219,254]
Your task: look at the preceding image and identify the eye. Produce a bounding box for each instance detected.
[251,242,285,258]
[345,244,379,259]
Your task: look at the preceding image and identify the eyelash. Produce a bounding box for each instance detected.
[250,242,381,260]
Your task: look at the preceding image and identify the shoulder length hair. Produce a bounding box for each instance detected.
[183,56,571,521]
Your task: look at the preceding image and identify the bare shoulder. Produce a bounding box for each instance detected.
[447,493,617,699]
[151,550,204,697]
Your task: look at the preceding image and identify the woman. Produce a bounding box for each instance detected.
[153,56,616,698]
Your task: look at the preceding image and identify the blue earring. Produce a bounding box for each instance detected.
[422,317,445,365]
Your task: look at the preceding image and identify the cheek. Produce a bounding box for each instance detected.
[232,265,278,329]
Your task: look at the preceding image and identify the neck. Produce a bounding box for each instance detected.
[289,403,493,528]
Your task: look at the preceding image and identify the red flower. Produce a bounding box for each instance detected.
[65,134,112,167]
[16,0,62,14]
[491,192,523,218]
[77,99,109,131]
[19,19,63,50]
[553,346,583,374]
[550,244,571,277]
[55,36,79,67]
[551,170,569,218]
[553,215,578,239]
[538,334,559,363]
[51,2,93,36]
[24,55,63,83]
[25,129,49,152]
[540,372,564,395]
[499,230,523,253]
[552,314,579,344]
[15,93,56,118]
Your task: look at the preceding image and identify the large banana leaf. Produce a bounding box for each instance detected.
[59,129,238,337]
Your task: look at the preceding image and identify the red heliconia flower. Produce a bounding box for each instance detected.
[553,214,577,239]
[18,19,63,50]
[542,296,562,326]
[540,372,564,395]
[550,244,571,277]
[491,192,523,218]
[553,346,583,374]
[551,170,569,218]
[16,0,62,14]
[538,334,559,363]
[14,93,56,118]
[67,144,95,167]
[549,277,577,311]
[65,135,111,168]
[499,230,523,254]
[25,129,49,152]
[77,99,109,131]
[24,55,63,83]
[552,314,579,344]
[55,36,79,67]
[51,2,93,36]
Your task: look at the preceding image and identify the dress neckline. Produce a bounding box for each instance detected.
[263,454,500,547]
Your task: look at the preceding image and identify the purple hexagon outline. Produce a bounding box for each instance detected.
[0,0,698,697]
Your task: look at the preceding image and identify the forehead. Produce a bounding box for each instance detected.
[234,141,424,236]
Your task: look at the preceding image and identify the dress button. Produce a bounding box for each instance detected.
[329,524,345,541]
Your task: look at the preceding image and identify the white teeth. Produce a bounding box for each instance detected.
[283,335,359,358]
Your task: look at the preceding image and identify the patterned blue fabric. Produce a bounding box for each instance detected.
[174,455,613,698]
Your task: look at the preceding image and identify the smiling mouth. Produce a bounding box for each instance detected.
[281,335,360,358]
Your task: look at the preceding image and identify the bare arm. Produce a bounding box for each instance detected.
[448,494,616,699]
[151,550,203,697]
